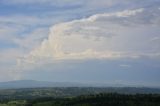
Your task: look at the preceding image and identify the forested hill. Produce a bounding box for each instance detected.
[0,93,160,106]
[0,87,160,106]
[0,87,160,101]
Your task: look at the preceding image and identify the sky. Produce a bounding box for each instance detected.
[0,0,160,87]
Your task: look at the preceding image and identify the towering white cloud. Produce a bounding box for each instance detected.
[21,8,160,65]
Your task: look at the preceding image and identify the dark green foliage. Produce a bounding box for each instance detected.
[1,93,160,106]
[26,93,160,106]
[0,87,160,106]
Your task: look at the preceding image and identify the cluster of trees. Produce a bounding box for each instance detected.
[0,93,160,106]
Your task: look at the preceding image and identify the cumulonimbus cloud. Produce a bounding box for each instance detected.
[20,8,160,65]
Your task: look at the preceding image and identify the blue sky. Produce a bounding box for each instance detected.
[0,0,160,87]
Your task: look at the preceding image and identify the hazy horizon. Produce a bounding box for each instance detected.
[0,79,160,88]
[0,0,160,87]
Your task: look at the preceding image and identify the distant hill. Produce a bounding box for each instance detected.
[0,80,128,89]
[0,80,93,89]
[0,80,159,89]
